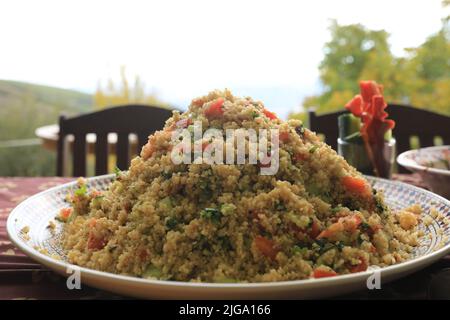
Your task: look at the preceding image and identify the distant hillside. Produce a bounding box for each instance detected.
[0,79,92,115]
[0,80,93,176]
[0,80,93,140]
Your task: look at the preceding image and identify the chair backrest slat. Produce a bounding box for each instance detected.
[419,134,435,149]
[57,104,173,176]
[308,108,346,151]
[116,133,130,170]
[73,133,87,177]
[95,133,108,175]
[137,132,150,153]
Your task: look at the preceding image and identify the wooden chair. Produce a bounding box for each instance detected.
[57,105,173,177]
[308,104,450,172]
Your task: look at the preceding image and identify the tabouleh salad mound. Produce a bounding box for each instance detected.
[60,89,422,282]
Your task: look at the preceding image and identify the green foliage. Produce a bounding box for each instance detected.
[291,18,450,120]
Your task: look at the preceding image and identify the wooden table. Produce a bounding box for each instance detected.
[0,175,448,299]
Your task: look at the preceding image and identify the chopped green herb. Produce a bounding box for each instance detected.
[220,203,236,216]
[143,265,162,278]
[275,201,286,211]
[218,236,233,251]
[200,208,222,224]
[165,217,179,230]
[292,245,308,256]
[357,234,364,245]
[161,171,172,180]
[199,188,213,202]
[214,276,237,283]
[114,166,121,178]
[320,191,333,202]
[74,184,87,197]
[374,197,386,214]
[332,206,342,213]
[319,242,336,254]
[335,241,345,251]
[360,222,371,232]
[286,212,310,229]
[306,184,320,196]
[108,245,118,253]
[198,179,209,190]
[251,111,259,119]
[314,238,327,248]
[92,195,104,206]
[159,196,173,210]
[295,125,305,136]
[193,235,210,251]
[309,145,319,153]
[314,238,337,254]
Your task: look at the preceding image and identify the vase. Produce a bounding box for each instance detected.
[337,138,396,179]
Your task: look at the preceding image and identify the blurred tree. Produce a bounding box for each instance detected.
[291,16,450,121]
[404,22,450,114]
[94,66,170,109]
[309,20,394,113]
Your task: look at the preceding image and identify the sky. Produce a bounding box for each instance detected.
[0,0,447,118]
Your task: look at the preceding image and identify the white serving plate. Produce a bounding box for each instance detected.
[7,175,450,299]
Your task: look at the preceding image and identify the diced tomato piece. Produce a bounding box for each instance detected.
[293,153,308,162]
[342,176,370,196]
[349,257,368,273]
[279,131,290,143]
[342,215,362,232]
[371,224,383,233]
[87,218,106,250]
[254,236,278,260]
[90,190,102,198]
[204,98,224,118]
[141,141,155,159]
[263,109,277,120]
[89,218,97,228]
[59,208,73,220]
[87,233,106,250]
[317,221,344,239]
[175,118,192,128]
[313,268,338,278]
[308,220,321,239]
[139,249,148,261]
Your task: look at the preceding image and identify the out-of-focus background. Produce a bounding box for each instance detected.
[0,0,449,176]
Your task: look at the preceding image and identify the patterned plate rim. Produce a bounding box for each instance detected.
[6,174,450,288]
